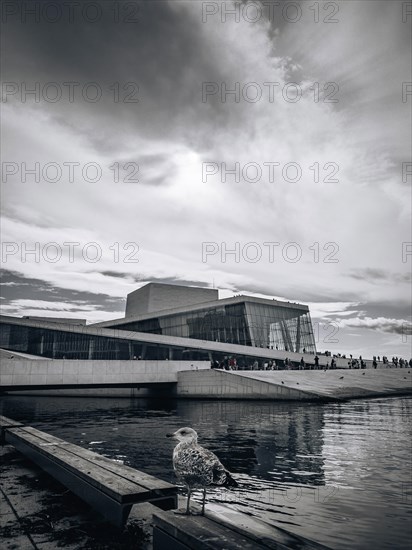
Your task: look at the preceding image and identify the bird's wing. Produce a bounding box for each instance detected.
[211,460,228,485]
[191,446,230,485]
[191,446,227,482]
[174,445,237,488]
[174,445,222,477]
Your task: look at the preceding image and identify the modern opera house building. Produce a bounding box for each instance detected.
[0,283,317,367]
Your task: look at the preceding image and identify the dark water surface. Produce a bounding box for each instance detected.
[1,395,411,550]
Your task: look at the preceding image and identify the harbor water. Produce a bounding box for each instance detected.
[1,395,411,550]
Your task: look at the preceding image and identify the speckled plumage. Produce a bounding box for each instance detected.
[173,441,232,488]
[167,427,237,515]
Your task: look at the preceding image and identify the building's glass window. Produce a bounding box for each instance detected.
[245,303,316,353]
[0,323,211,361]
[112,301,316,353]
[117,303,253,345]
[0,298,316,363]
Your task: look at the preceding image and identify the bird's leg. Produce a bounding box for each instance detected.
[173,486,192,515]
[186,487,191,515]
[201,488,206,515]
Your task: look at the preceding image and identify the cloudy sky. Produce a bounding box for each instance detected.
[1,0,411,358]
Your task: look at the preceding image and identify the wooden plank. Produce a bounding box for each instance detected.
[153,507,332,550]
[42,438,176,492]
[6,428,148,502]
[0,416,23,444]
[154,526,193,550]
[79,452,176,492]
[6,427,177,503]
[11,426,176,494]
[205,503,332,549]
[0,415,23,428]
[4,426,178,526]
[4,432,133,527]
[153,509,266,550]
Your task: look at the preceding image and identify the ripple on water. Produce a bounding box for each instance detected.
[1,395,411,550]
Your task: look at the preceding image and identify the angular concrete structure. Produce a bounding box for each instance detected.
[125,283,218,317]
[176,369,412,401]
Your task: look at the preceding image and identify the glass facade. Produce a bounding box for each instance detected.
[117,303,252,345]
[0,323,210,361]
[0,297,316,367]
[245,303,316,353]
[109,301,316,354]
[0,321,281,369]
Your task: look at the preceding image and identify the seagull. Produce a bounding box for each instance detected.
[166,427,238,515]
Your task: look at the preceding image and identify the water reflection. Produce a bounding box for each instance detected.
[173,400,326,485]
[1,395,411,550]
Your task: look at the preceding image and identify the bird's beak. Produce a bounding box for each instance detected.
[166,433,175,438]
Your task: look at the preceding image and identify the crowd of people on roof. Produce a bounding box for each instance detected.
[211,354,412,371]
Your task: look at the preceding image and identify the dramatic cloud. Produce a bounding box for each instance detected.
[348,269,411,284]
[338,316,411,337]
[1,0,411,357]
